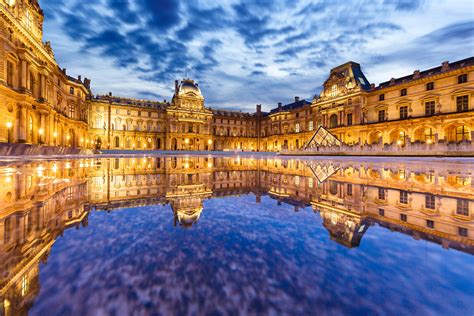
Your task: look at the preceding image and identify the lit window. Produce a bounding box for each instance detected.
[25,10,32,30]
[331,84,338,97]
[295,176,300,186]
[309,121,314,131]
[308,177,314,188]
[295,123,300,133]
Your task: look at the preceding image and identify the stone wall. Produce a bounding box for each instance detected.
[0,143,94,156]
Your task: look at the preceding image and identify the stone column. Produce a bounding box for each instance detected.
[20,59,27,90]
[17,104,27,142]
[39,74,46,100]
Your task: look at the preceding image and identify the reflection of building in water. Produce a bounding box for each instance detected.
[84,157,473,252]
[0,161,90,316]
[1,157,473,314]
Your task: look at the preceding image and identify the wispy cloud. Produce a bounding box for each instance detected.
[41,0,473,111]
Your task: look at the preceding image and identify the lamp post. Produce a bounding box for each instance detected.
[6,122,12,143]
[38,128,44,144]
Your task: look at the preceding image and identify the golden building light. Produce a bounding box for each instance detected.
[208,139,212,145]
[53,132,58,138]
[38,128,44,135]
[6,122,13,129]
[185,138,190,144]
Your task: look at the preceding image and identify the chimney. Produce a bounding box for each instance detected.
[84,78,91,89]
[78,75,82,82]
[62,68,66,74]
[294,96,300,102]
[108,92,112,97]
[278,102,282,109]
[441,61,450,72]
[256,104,261,115]
[175,80,179,94]
[370,83,375,89]
[413,70,420,79]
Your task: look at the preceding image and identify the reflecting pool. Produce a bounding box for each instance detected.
[0,156,473,315]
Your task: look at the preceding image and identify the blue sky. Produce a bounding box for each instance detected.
[40,0,474,112]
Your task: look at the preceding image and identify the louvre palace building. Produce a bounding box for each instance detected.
[1,0,474,153]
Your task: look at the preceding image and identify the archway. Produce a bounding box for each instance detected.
[329,114,338,128]
[171,138,178,150]
[446,125,471,142]
[389,128,407,145]
[414,126,435,143]
[368,130,382,145]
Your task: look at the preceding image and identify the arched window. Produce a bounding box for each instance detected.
[125,137,131,148]
[329,181,338,195]
[329,114,338,128]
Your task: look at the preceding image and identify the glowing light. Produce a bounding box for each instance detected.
[52,164,58,172]
[80,138,84,142]
[38,128,44,135]
[6,122,12,128]
[65,162,71,169]
[397,140,402,145]
[5,176,12,183]
[185,138,190,144]
[53,132,57,138]
[427,139,432,144]
[66,135,70,140]
[207,139,212,145]
[207,162,213,168]
[36,165,44,177]
[184,162,190,169]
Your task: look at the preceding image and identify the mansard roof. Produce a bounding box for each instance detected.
[328,61,372,91]
[268,99,311,115]
[93,95,169,109]
[375,56,474,90]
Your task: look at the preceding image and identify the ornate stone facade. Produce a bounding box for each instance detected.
[1,0,473,153]
[0,0,90,149]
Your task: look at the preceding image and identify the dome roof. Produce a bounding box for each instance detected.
[178,79,202,97]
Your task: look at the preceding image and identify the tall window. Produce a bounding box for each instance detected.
[425,195,435,209]
[25,10,32,30]
[456,126,469,142]
[308,121,314,131]
[399,106,408,119]
[347,113,353,126]
[456,95,468,112]
[295,123,300,133]
[425,101,435,115]
[426,82,434,90]
[400,191,408,204]
[424,128,435,142]
[378,110,386,122]
[458,74,467,84]
[4,217,11,243]
[70,87,74,95]
[69,103,74,118]
[347,183,353,196]
[378,187,385,200]
[331,84,338,97]
[456,199,469,216]
[114,136,120,148]
[7,61,13,87]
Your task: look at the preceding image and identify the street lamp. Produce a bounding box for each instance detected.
[38,128,44,144]
[6,122,12,143]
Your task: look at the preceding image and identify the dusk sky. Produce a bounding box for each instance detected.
[40,0,474,112]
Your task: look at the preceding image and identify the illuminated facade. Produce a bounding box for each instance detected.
[89,59,473,152]
[0,0,473,153]
[0,0,90,148]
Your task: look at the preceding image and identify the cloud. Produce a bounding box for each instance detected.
[41,0,473,112]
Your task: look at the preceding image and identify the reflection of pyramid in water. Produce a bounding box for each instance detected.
[304,126,343,150]
[305,161,339,183]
